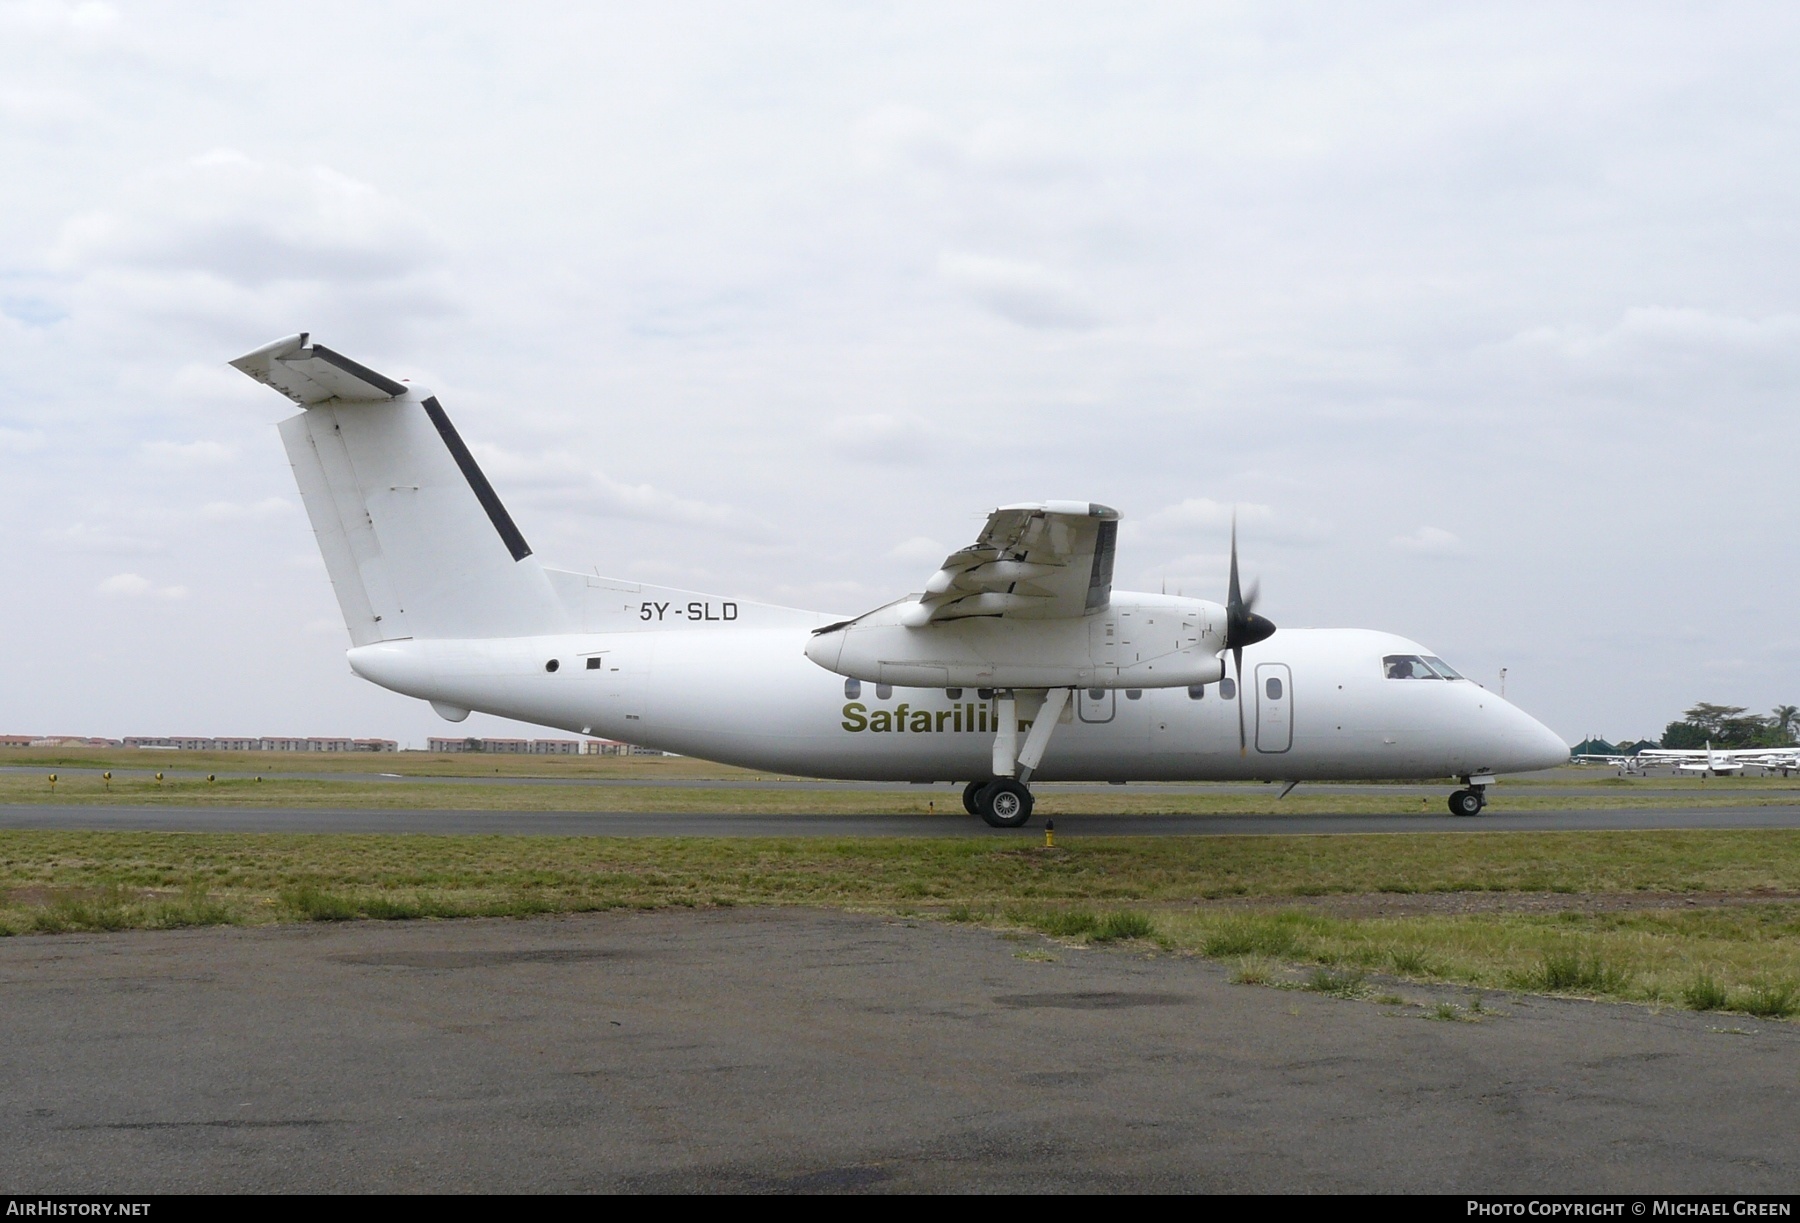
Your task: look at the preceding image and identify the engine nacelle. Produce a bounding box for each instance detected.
[804,593,1228,690]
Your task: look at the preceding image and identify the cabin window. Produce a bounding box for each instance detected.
[1383,654,1441,680]
[1219,677,1237,700]
[1088,688,1105,700]
[876,683,893,700]
[1125,689,1142,700]
[1188,685,1205,700]
[844,678,861,699]
[1422,655,1464,680]
[544,659,560,673]
[946,688,962,699]
[1265,676,1283,700]
[586,658,602,670]
[978,688,995,700]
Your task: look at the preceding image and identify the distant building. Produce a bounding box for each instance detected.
[426,736,637,755]
[111,736,398,752]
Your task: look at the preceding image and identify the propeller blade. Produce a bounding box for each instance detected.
[1227,515,1242,614]
[1222,508,1274,755]
[1234,645,1246,754]
[1222,510,1276,654]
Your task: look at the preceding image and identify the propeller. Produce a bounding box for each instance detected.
[1224,513,1277,754]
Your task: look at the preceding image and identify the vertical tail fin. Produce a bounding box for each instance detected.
[233,334,568,643]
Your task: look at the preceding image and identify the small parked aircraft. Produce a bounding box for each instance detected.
[1635,745,1800,777]
[231,334,1569,826]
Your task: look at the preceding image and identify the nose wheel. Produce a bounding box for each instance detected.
[975,779,1035,828]
[1448,788,1486,817]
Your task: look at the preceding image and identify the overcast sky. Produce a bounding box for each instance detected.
[3,2,1797,747]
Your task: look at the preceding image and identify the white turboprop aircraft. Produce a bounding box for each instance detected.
[231,334,1569,825]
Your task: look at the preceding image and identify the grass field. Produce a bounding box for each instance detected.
[5,827,1800,1018]
[2,747,753,779]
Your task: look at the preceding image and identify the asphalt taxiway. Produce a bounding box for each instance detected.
[4,908,1794,1192]
[4,803,1800,835]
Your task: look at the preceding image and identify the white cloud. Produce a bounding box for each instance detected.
[936,252,1098,330]
[0,0,118,35]
[54,149,444,287]
[40,150,456,346]
[1491,308,1800,411]
[0,426,46,453]
[886,536,947,566]
[47,522,166,553]
[1134,552,1230,598]
[97,572,186,599]
[1390,526,1463,556]
[197,497,292,522]
[854,106,1084,184]
[140,440,234,467]
[1140,498,1268,535]
[473,445,767,536]
[826,414,941,465]
[1129,500,1328,548]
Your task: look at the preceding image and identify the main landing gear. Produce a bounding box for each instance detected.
[966,778,1035,828]
[964,686,1074,829]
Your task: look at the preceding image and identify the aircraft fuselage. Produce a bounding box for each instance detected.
[346,594,1568,781]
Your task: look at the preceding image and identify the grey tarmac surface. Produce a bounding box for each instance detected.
[2,908,1795,1193]
[4,802,1800,835]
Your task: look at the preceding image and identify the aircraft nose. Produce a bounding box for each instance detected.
[1509,705,1569,771]
[1528,716,1570,770]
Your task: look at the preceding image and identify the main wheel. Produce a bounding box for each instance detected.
[962,780,988,817]
[978,779,1035,828]
[1448,788,1483,817]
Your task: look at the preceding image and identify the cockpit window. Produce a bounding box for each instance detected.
[1383,654,1441,680]
[1421,655,1463,680]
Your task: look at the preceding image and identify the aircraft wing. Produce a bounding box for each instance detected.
[900,501,1120,626]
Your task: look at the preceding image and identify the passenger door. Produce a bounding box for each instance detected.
[1255,662,1292,753]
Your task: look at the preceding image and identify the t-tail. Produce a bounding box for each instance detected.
[231,334,568,644]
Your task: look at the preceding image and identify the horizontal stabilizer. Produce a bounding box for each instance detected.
[231,333,409,406]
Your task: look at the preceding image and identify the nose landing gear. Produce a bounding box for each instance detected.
[1447,789,1484,817]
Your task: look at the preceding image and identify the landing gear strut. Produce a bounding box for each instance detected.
[975,778,1035,828]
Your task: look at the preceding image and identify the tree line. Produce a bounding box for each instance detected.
[1574,703,1800,756]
